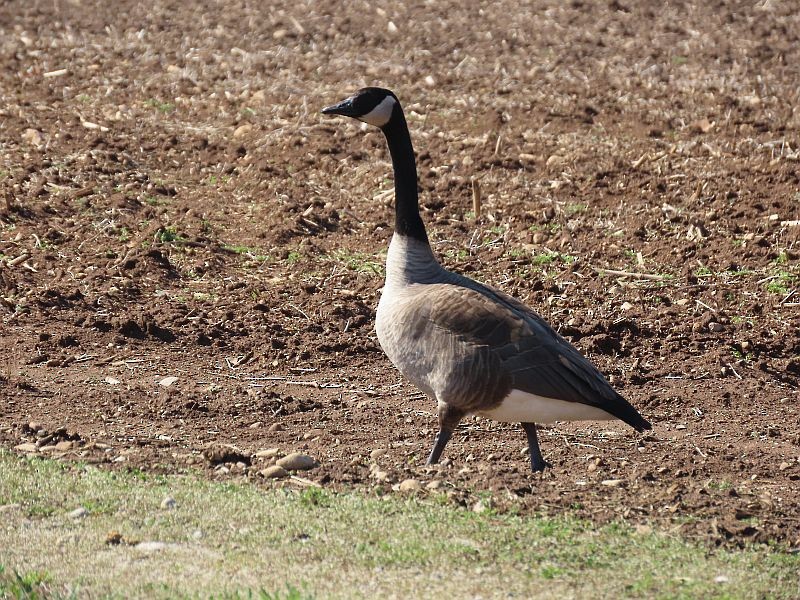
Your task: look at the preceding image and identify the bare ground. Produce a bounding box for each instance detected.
[1,0,799,549]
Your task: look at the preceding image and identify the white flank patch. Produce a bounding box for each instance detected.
[475,389,615,423]
[359,95,397,127]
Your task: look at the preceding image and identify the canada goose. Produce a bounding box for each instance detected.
[322,87,651,472]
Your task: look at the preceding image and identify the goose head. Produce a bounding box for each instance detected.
[321,87,399,128]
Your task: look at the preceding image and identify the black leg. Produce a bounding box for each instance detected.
[426,403,466,465]
[427,429,452,464]
[522,422,551,472]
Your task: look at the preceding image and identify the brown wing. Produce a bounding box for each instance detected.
[416,282,650,431]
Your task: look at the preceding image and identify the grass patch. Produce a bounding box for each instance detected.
[156,226,184,244]
[328,249,384,276]
[532,251,576,266]
[0,451,797,598]
[144,98,175,113]
[223,244,270,262]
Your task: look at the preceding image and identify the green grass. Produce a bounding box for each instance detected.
[532,251,576,266]
[0,451,797,599]
[144,98,175,113]
[223,244,270,262]
[156,226,184,244]
[327,249,384,276]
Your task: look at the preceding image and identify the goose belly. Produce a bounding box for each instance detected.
[475,389,615,423]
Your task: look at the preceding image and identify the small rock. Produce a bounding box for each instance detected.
[260,465,289,479]
[268,422,284,432]
[135,541,168,552]
[54,440,74,452]
[708,322,724,332]
[370,448,387,460]
[104,376,120,385]
[69,507,89,519]
[249,421,262,429]
[303,428,324,440]
[675,424,687,430]
[600,479,625,487]
[426,480,443,490]
[28,422,44,432]
[255,448,281,459]
[372,470,390,482]
[398,479,421,492]
[22,128,43,147]
[387,21,398,34]
[424,75,435,87]
[276,452,317,471]
[779,461,791,471]
[532,231,547,244]
[203,443,249,465]
[714,575,729,584]
[233,124,253,138]
[472,499,493,513]
[675,298,690,306]
[620,301,634,311]
[14,443,38,453]
[158,376,179,387]
[634,524,652,535]
[161,496,177,510]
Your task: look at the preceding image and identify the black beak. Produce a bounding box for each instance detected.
[321,97,359,117]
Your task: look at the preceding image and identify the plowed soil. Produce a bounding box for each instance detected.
[1,0,798,549]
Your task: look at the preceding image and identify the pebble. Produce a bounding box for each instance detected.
[268,422,284,432]
[779,461,791,471]
[675,298,691,306]
[276,452,317,471]
[260,465,289,479]
[158,376,179,387]
[14,443,38,453]
[620,301,634,311]
[472,499,493,514]
[233,124,253,138]
[708,322,725,332]
[303,428,324,440]
[161,496,177,510]
[372,470,390,482]
[600,479,625,487]
[69,507,89,519]
[532,232,547,244]
[714,575,730,584]
[398,479,421,492]
[28,422,44,432]
[255,448,281,459]
[370,448,387,460]
[203,443,249,465]
[22,128,43,146]
[54,441,74,452]
[426,480,443,490]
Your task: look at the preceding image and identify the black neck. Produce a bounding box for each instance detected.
[381,108,429,243]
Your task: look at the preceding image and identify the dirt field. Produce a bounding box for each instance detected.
[1,0,798,550]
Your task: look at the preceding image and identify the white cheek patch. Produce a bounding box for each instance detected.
[359,96,396,127]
